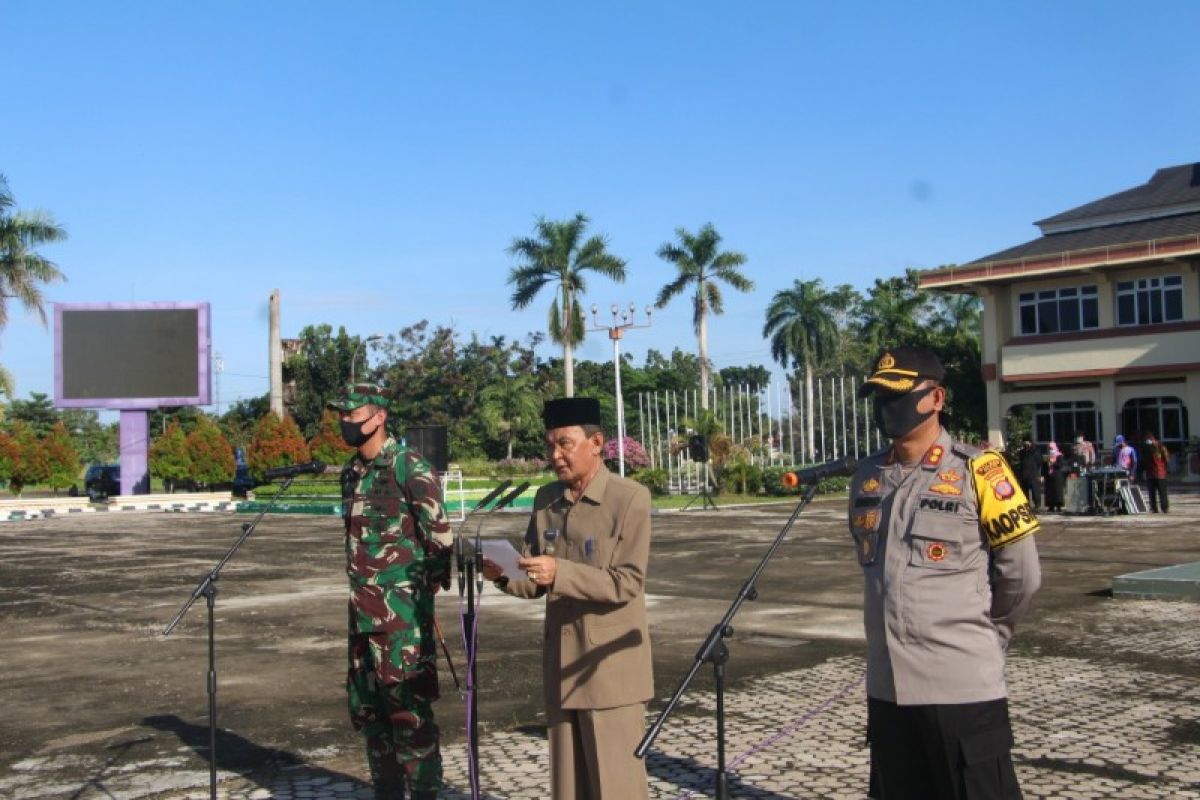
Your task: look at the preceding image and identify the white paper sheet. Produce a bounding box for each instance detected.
[480,538,524,580]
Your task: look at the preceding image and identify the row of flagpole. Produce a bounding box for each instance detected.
[633,377,884,490]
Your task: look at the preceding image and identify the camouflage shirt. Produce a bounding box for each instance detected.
[342,437,453,633]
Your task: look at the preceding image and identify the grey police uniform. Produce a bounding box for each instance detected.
[848,428,1042,706]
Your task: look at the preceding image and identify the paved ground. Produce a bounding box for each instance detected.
[1,488,1198,799]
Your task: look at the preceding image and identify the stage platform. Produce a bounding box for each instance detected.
[1113,560,1200,602]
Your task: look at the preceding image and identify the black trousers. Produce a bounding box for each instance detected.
[867,697,1022,800]
[1145,477,1169,512]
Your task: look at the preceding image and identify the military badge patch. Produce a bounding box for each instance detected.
[860,477,881,493]
[938,469,963,483]
[926,541,948,562]
[928,483,963,496]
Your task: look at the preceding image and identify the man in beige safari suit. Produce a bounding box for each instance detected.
[485,396,654,799]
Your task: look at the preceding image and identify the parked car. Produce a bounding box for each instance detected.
[84,464,121,501]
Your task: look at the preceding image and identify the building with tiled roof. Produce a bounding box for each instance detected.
[920,163,1200,477]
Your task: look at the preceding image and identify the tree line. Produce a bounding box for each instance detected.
[1,182,985,494]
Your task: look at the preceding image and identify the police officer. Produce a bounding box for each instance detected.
[849,347,1041,800]
[330,383,453,800]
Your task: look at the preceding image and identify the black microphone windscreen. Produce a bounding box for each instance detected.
[495,481,530,510]
[473,479,513,512]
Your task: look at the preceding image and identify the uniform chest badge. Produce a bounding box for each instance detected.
[938,469,963,483]
[922,446,945,467]
[853,510,880,529]
[860,477,881,493]
[926,541,948,562]
[928,483,963,496]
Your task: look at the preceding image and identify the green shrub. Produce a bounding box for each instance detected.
[721,462,763,495]
[631,468,669,496]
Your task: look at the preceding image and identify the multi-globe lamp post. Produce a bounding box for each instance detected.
[587,303,652,477]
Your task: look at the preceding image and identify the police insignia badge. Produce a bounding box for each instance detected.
[926,541,948,562]
[971,450,1040,549]
[853,510,880,529]
[860,477,881,493]
[928,483,963,496]
[923,445,944,467]
[938,469,963,483]
[877,352,896,370]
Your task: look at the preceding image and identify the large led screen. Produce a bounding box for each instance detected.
[54,303,212,409]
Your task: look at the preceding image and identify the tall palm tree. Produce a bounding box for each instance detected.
[655,223,752,410]
[507,213,626,397]
[857,270,930,354]
[762,278,839,462]
[0,174,67,331]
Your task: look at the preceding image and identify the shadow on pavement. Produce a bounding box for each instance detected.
[647,749,807,800]
[142,714,365,790]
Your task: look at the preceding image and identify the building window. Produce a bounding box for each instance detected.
[1031,401,1099,446]
[1018,286,1099,335]
[1121,396,1189,456]
[1115,275,1183,326]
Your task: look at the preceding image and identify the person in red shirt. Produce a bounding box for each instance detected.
[1143,433,1171,513]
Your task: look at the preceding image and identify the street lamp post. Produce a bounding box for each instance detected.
[588,303,652,477]
[351,334,383,383]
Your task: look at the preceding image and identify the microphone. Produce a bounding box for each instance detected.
[781,456,859,487]
[492,481,530,511]
[263,460,326,480]
[471,479,513,513]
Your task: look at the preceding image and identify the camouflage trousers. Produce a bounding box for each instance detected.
[347,628,442,797]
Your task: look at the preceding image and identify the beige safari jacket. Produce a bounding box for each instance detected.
[848,428,1041,706]
[501,467,655,711]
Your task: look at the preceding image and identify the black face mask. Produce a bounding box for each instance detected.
[873,386,937,439]
[340,416,377,448]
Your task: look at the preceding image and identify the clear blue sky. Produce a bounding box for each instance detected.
[4,1,1198,411]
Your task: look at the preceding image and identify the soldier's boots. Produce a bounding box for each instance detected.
[371,780,438,800]
[371,778,404,800]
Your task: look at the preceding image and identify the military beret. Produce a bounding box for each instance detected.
[543,397,602,429]
[327,382,393,412]
[859,346,946,398]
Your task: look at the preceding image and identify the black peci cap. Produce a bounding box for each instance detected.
[543,397,602,429]
[858,346,946,398]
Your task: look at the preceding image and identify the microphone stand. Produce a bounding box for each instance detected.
[636,479,822,800]
[162,474,302,800]
[458,481,529,800]
[456,480,511,800]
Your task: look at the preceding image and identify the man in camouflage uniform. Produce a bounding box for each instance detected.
[850,347,1041,800]
[329,383,453,800]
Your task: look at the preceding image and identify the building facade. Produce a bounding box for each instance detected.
[920,163,1200,477]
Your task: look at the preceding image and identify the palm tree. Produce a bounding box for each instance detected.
[857,270,930,354]
[507,213,626,397]
[655,223,752,410]
[0,174,67,331]
[762,278,839,462]
[479,375,543,460]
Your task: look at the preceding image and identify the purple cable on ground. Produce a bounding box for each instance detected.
[673,673,866,800]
